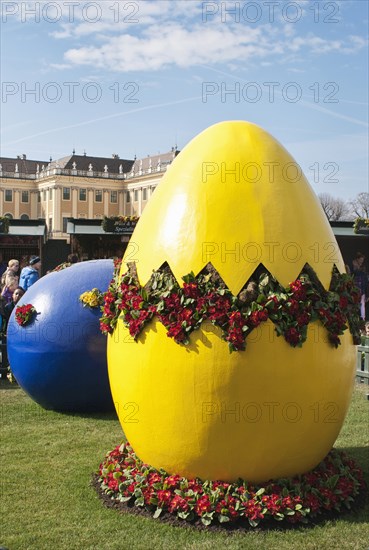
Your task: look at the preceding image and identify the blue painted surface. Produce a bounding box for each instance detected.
[7,260,115,412]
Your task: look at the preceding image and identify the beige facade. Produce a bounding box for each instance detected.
[0,150,177,240]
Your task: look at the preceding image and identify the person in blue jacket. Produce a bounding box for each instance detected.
[19,256,41,291]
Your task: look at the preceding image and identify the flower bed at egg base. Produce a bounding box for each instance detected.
[93,442,366,530]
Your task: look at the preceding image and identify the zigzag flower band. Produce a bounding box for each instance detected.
[100,260,362,352]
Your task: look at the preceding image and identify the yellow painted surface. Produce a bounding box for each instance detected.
[124,120,344,293]
[108,121,355,482]
[109,321,355,482]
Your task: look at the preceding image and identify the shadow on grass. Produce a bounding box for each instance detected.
[0,379,19,390]
[335,445,369,473]
[57,409,118,421]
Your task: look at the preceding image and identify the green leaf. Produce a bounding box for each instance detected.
[248,518,260,527]
[218,514,230,523]
[118,496,132,503]
[153,508,162,519]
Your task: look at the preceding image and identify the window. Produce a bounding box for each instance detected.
[20,214,29,220]
[62,217,68,233]
[79,188,87,201]
[48,217,52,232]
[4,213,13,219]
[63,187,70,200]
[134,189,139,202]
[49,188,53,201]
[126,191,131,203]
[143,188,147,201]
[38,192,41,203]
[43,190,46,201]
[5,190,13,202]
[110,191,117,203]
[21,190,29,203]
[95,190,102,202]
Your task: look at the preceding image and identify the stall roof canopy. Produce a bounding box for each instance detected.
[5,220,46,236]
[330,221,368,237]
[67,219,106,235]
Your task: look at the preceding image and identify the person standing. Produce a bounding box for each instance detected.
[1,259,20,289]
[351,252,367,320]
[19,256,41,291]
[1,277,19,305]
[3,287,25,326]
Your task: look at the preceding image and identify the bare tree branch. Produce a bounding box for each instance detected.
[349,192,369,218]
[318,193,351,221]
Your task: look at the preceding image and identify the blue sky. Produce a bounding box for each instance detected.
[1,0,368,200]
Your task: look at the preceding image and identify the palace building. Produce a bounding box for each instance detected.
[0,149,367,273]
[0,149,178,269]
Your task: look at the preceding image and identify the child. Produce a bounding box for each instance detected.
[1,277,19,305]
[0,259,19,290]
[4,287,25,323]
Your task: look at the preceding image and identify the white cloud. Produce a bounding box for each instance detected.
[62,22,367,72]
[64,24,268,71]
[13,1,367,73]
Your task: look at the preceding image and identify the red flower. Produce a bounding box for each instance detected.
[15,304,37,326]
[287,299,299,315]
[260,495,278,513]
[157,489,172,506]
[188,480,203,493]
[166,323,186,343]
[168,495,189,513]
[164,475,181,488]
[178,308,193,324]
[148,472,162,485]
[183,282,198,298]
[328,333,341,347]
[164,293,181,310]
[131,295,144,309]
[99,266,361,351]
[248,309,268,327]
[107,478,119,491]
[100,321,113,335]
[244,500,264,521]
[289,279,307,300]
[297,312,310,326]
[98,443,364,528]
[284,327,301,346]
[195,495,211,516]
[303,493,320,513]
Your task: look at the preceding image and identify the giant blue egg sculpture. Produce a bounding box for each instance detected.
[7,260,115,412]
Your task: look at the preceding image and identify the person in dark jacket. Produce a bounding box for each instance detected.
[3,287,25,328]
[19,256,41,291]
[351,252,368,320]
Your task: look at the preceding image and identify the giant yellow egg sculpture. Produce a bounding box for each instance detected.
[108,121,356,483]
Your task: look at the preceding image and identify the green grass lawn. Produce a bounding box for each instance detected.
[1,383,368,550]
